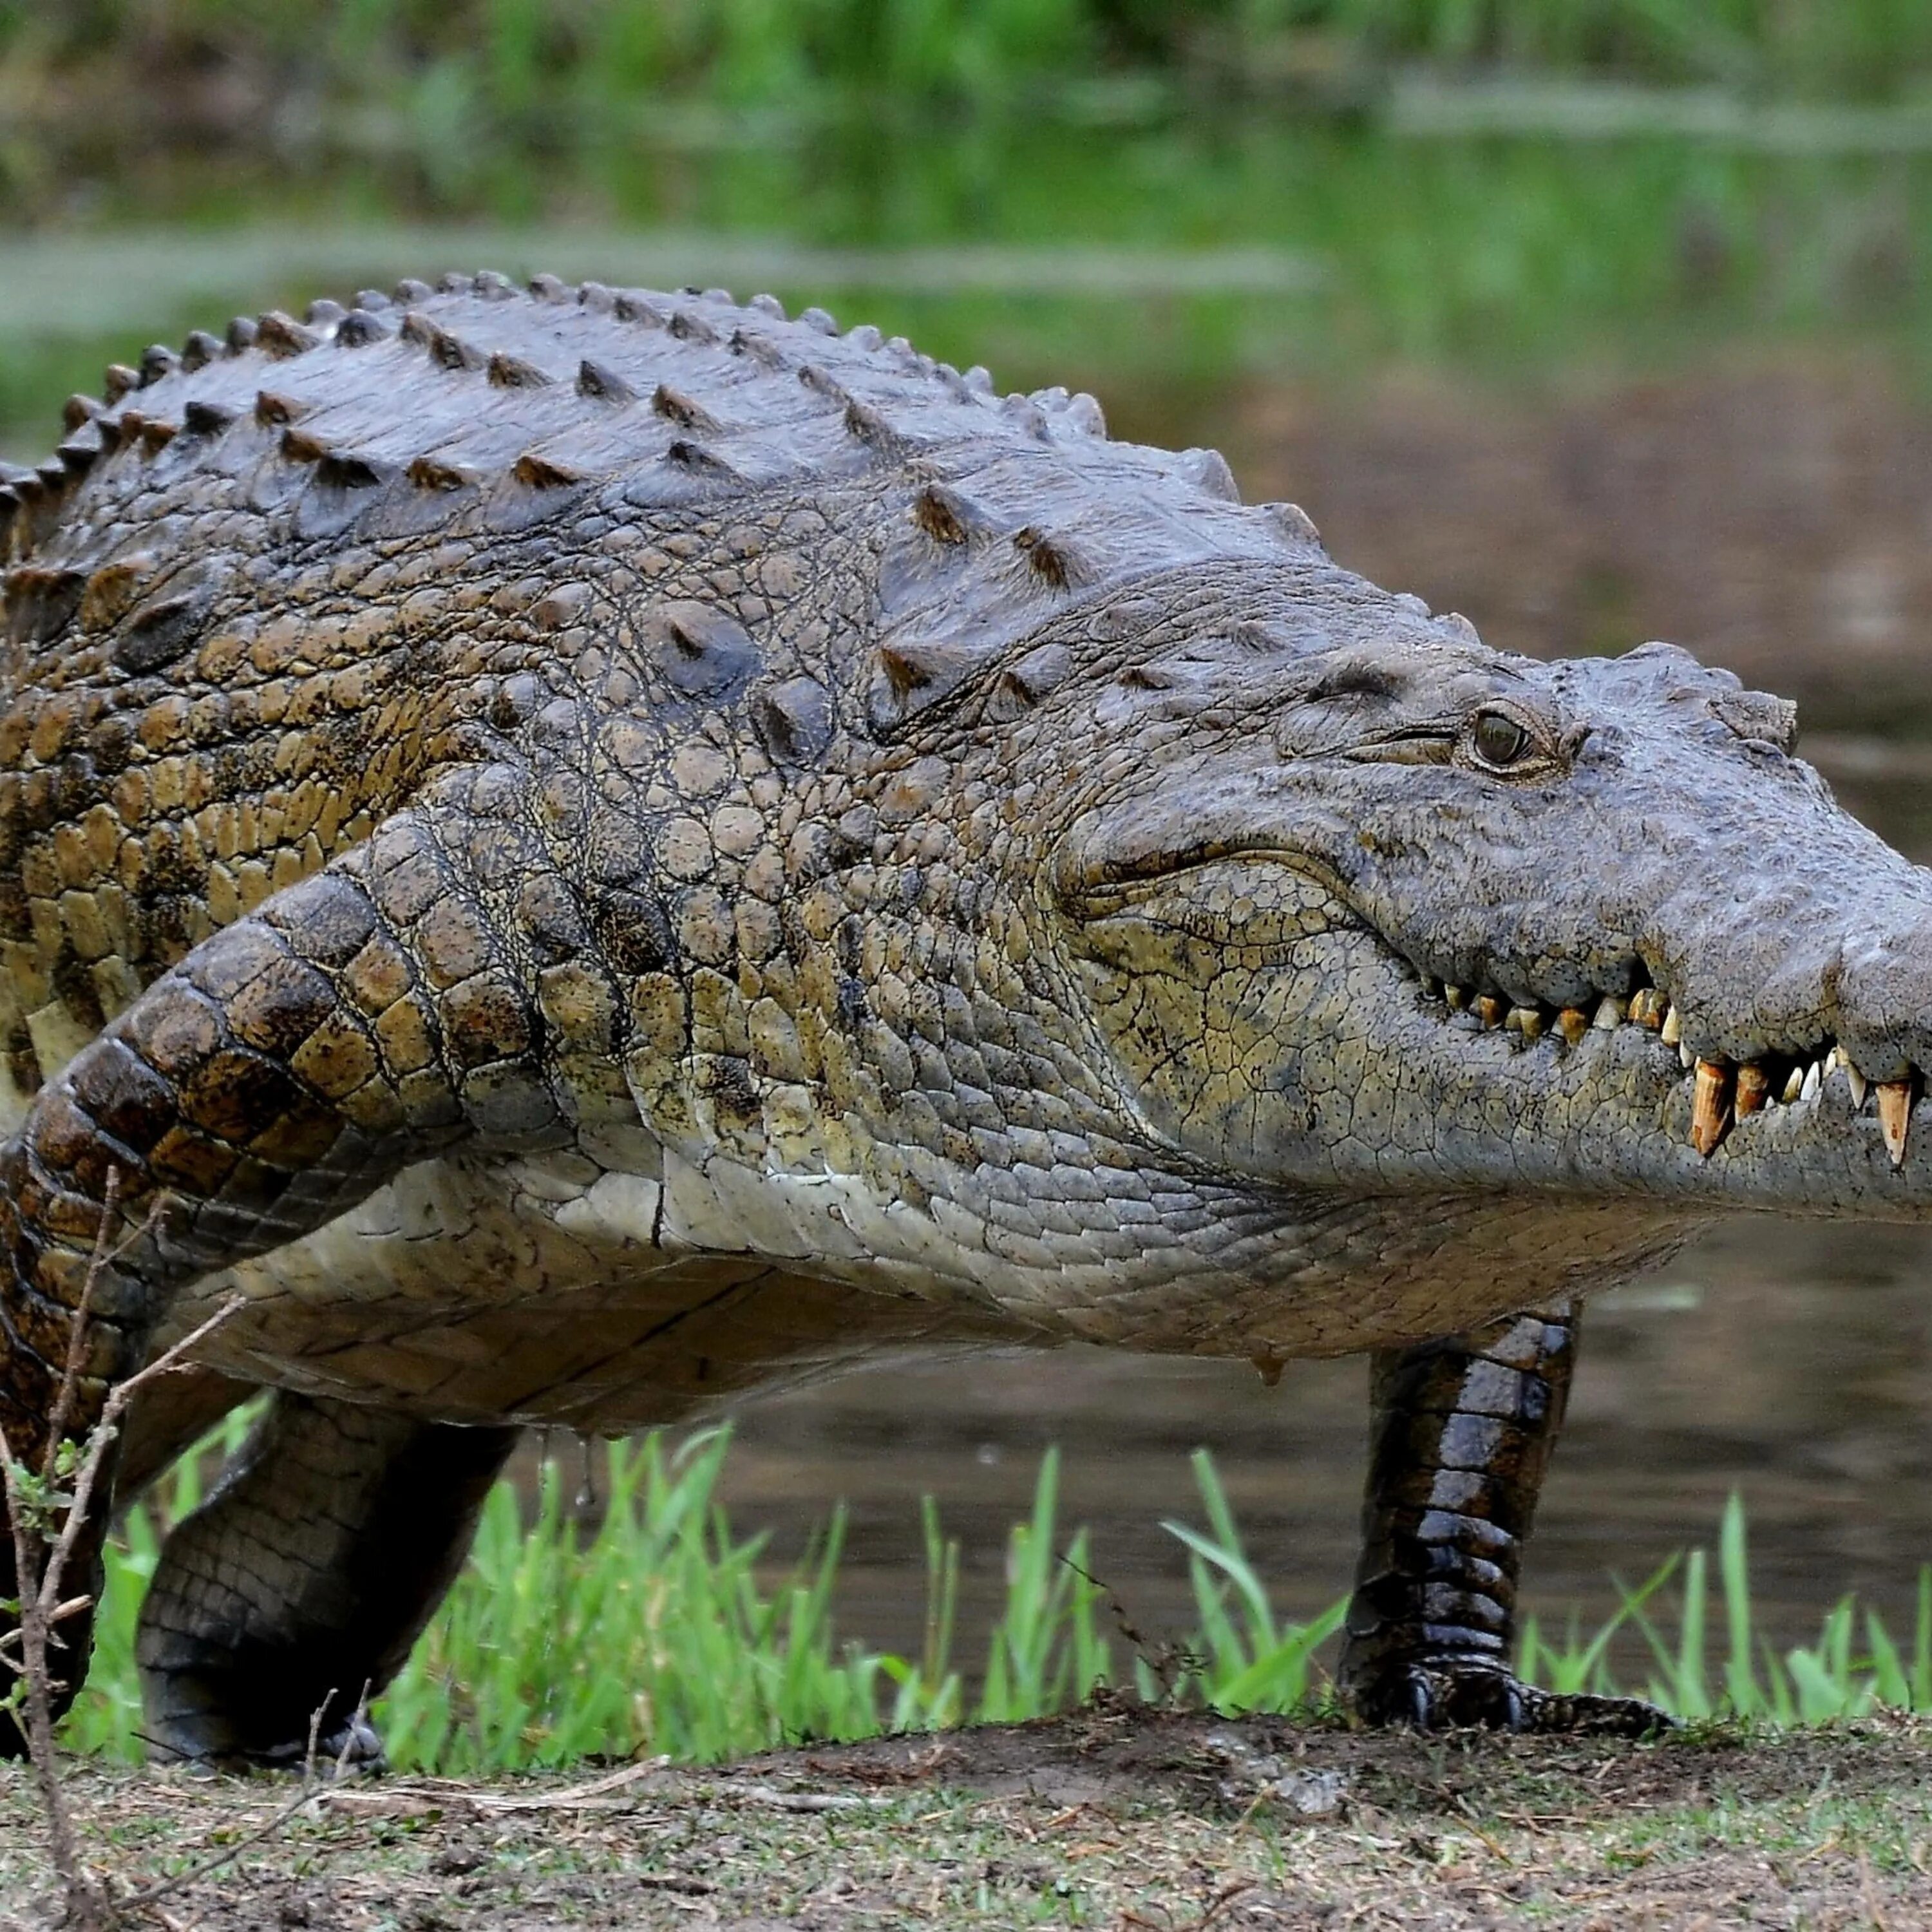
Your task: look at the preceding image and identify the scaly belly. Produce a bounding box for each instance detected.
[141,1126,1706,1430]
[149,1142,1047,1432]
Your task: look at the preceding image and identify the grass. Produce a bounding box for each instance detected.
[56,1424,1932,1773]
[6,0,1932,118]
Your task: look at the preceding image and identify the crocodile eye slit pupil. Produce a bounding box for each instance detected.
[1472,710,1530,768]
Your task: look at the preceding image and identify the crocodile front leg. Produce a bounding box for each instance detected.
[1340,1300,1667,1736]
[1,793,570,1752]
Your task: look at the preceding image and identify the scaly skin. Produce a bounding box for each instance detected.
[2,272,1929,1759]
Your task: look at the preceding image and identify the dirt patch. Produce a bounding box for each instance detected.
[8,1704,1932,1929]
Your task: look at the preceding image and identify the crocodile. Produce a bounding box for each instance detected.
[3,270,1931,1765]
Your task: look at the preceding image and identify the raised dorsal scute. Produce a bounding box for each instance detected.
[868,639,988,733]
[651,385,721,433]
[55,426,102,483]
[336,309,393,348]
[999,394,1050,440]
[1262,500,1324,554]
[256,312,321,359]
[615,290,668,327]
[1061,393,1106,437]
[1010,526,1085,591]
[650,601,760,699]
[513,453,592,491]
[753,675,835,764]
[183,400,237,437]
[489,352,556,390]
[577,360,638,404]
[254,391,308,428]
[1185,448,1240,502]
[911,484,978,546]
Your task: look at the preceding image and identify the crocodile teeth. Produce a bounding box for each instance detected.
[1506,1006,1543,1041]
[1734,1063,1770,1117]
[1629,989,1664,1030]
[1877,1078,1914,1168]
[1444,984,1467,1011]
[1678,1042,1695,1070]
[1556,1007,1589,1045]
[1781,1067,1804,1104]
[1848,1066,1869,1110]
[1801,1060,1821,1102]
[1592,996,1624,1030]
[1473,995,1506,1028]
[1660,1005,1682,1046]
[1690,1059,1733,1157]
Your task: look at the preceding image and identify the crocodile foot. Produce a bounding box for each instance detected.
[247,1711,388,1776]
[158,1716,388,1770]
[1352,1658,1671,1736]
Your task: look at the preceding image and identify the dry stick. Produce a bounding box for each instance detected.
[35,1288,247,1636]
[0,1175,246,1931]
[1057,1552,1196,1702]
[1,1421,101,1926]
[1,1175,143,1927]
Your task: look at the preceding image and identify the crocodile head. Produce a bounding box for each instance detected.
[1054,568,1932,1220]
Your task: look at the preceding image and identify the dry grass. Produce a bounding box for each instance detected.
[8,1703,1932,1928]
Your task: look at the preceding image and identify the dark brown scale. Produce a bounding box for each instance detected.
[1341,1303,1662,1735]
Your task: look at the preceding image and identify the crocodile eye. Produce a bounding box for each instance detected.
[1470,710,1531,769]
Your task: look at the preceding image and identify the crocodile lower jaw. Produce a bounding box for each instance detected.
[1423,977,1914,1164]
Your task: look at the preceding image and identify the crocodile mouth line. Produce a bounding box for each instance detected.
[1414,973,1920,1166]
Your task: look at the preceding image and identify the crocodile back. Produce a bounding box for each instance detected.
[0,272,1312,1118]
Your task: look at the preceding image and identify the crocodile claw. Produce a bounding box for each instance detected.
[1354,1659,1671,1738]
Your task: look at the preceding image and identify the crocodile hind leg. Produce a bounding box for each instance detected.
[1340,1300,1666,1735]
[135,1392,517,1766]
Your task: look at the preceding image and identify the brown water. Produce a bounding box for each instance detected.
[694,354,1932,1671]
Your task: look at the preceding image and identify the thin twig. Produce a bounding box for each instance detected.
[1,1166,241,1929]
[0,1421,103,1926]
[39,1291,247,1611]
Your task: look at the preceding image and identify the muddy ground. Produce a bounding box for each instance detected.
[6,1706,1932,1929]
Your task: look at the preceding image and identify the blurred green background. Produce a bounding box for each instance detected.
[7,0,1932,440]
[11,0,1932,1669]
